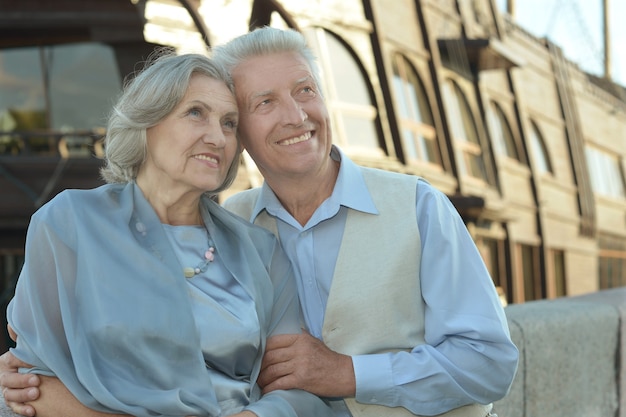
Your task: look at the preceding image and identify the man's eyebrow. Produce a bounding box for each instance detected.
[249,90,273,101]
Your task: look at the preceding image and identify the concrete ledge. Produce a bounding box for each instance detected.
[571,287,626,417]
[494,288,624,417]
[494,316,524,417]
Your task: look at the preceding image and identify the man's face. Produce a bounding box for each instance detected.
[231,51,332,182]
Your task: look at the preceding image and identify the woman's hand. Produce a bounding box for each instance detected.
[0,350,39,416]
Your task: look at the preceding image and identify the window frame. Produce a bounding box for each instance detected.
[391,54,442,168]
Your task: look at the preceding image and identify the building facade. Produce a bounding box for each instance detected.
[1,0,624,316]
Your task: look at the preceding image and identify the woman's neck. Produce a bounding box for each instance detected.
[136,177,203,225]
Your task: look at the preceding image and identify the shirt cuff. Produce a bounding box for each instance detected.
[352,353,395,405]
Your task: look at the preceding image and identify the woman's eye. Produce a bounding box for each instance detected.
[188,107,202,117]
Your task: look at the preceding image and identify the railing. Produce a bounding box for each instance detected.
[0,129,105,159]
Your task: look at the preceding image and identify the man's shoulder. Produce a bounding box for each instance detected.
[223,187,262,207]
[222,187,262,218]
[358,165,421,188]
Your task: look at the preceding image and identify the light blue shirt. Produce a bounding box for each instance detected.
[243,147,518,416]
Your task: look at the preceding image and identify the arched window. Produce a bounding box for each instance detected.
[442,80,488,181]
[488,101,519,161]
[528,120,552,174]
[303,28,382,156]
[391,54,441,167]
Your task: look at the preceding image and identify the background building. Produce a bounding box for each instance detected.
[1,0,624,326]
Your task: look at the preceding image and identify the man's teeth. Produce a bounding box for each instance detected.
[282,132,311,145]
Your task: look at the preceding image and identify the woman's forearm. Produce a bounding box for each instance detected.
[29,376,127,417]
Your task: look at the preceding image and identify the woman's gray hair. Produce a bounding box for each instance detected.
[100,48,240,196]
[212,26,322,95]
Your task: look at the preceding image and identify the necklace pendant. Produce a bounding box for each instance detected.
[183,234,216,279]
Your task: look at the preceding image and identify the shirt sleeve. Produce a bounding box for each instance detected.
[245,241,334,416]
[351,179,519,415]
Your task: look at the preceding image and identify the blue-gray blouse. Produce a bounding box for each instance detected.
[7,182,331,417]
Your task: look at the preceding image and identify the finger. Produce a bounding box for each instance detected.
[257,361,292,388]
[0,372,40,391]
[261,373,300,394]
[265,334,298,350]
[261,343,292,371]
[3,385,40,403]
[6,401,36,417]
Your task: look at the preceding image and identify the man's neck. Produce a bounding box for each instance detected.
[266,158,340,226]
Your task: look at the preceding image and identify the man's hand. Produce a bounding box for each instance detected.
[0,350,39,417]
[258,331,355,398]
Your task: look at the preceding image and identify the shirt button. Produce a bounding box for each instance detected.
[135,222,146,234]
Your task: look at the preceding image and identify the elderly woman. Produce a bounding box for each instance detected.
[4,51,331,417]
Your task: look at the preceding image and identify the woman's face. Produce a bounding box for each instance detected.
[140,74,239,197]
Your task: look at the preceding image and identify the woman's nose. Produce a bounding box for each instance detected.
[202,124,226,147]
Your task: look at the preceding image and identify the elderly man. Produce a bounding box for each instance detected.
[215,27,518,417]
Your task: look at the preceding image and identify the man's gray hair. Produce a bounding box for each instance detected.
[212,26,322,94]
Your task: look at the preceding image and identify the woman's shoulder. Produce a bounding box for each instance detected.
[34,184,124,222]
[44,183,121,208]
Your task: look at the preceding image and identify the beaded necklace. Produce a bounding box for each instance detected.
[183,234,216,278]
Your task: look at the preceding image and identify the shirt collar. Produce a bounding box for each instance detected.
[330,146,378,214]
[249,145,378,221]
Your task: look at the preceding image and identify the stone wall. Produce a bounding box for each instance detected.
[494,287,625,417]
